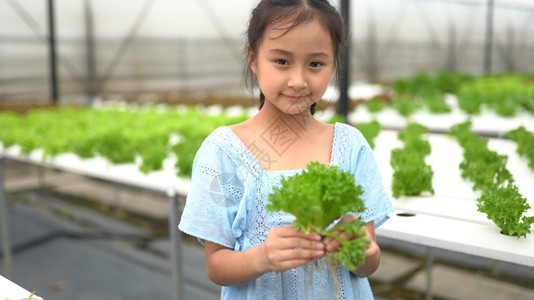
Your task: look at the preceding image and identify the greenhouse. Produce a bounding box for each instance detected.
[1,1,533,300]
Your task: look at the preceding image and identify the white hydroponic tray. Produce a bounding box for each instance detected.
[0,275,43,300]
[373,129,534,267]
[0,144,191,196]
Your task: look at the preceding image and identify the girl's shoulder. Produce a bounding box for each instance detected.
[194,126,243,171]
[204,126,232,143]
[195,126,239,159]
[200,126,248,162]
[334,122,367,145]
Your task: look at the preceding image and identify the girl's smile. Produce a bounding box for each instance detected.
[283,94,310,102]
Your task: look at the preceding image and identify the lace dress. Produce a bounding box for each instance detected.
[178,122,394,300]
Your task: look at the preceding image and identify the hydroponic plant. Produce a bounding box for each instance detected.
[456,75,534,116]
[391,97,421,117]
[390,123,434,198]
[477,184,534,238]
[388,72,533,118]
[507,126,534,171]
[449,121,513,191]
[365,98,385,113]
[356,120,381,149]
[449,121,533,238]
[392,71,474,96]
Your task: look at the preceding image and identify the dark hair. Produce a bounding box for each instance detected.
[243,0,346,115]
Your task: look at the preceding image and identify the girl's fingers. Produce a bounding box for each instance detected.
[274,236,325,250]
[323,230,351,252]
[263,226,326,272]
[282,248,324,261]
[275,226,322,241]
[267,226,324,251]
[324,237,341,253]
[265,248,324,272]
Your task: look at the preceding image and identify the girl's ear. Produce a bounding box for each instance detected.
[247,44,257,74]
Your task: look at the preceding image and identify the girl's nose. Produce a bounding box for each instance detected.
[288,68,307,89]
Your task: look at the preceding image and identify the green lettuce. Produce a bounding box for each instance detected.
[266,161,369,271]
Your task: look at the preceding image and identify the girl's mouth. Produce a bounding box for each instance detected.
[285,94,309,101]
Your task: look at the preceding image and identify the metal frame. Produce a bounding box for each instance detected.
[168,188,184,300]
[0,157,13,280]
[425,247,434,300]
[338,0,350,121]
[47,0,59,104]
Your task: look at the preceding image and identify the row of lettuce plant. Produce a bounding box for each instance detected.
[0,106,247,177]
[506,126,534,171]
[457,75,534,116]
[448,121,533,238]
[370,72,534,117]
[390,123,435,198]
[0,106,384,179]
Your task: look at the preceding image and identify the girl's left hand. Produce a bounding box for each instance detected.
[323,215,381,276]
[323,214,357,252]
[323,215,378,257]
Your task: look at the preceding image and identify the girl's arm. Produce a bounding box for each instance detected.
[204,226,325,286]
[323,216,381,278]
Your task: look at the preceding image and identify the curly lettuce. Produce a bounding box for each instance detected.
[266,161,369,271]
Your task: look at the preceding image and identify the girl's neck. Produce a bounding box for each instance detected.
[253,101,321,135]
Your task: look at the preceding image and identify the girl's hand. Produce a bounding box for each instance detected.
[323,214,360,253]
[260,226,325,273]
[323,216,380,277]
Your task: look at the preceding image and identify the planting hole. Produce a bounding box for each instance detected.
[396,212,416,217]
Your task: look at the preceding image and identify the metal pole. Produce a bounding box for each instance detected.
[47,0,59,105]
[0,157,14,279]
[84,0,96,105]
[425,247,434,300]
[338,0,350,122]
[483,0,495,74]
[167,188,183,300]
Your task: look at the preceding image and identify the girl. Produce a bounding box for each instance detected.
[179,0,393,299]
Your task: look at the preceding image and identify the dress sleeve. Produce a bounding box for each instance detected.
[178,140,245,248]
[350,131,394,228]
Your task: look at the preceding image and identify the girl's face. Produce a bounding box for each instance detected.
[249,18,335,115]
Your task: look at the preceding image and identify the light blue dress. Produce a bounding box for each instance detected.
[179,122,394,300]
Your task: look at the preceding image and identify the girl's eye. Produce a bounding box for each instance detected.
[275,59,289,65]
[310,62,323,68]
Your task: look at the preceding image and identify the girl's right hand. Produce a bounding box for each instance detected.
[260,226,325,273]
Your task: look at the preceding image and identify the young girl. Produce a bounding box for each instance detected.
[179,0,393,299]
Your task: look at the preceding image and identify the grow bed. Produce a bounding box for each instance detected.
[372,129,534,267]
